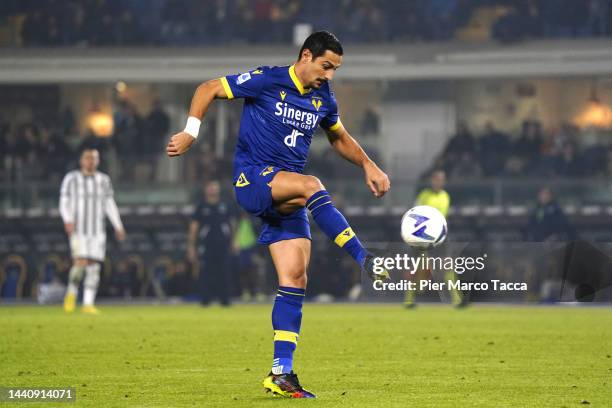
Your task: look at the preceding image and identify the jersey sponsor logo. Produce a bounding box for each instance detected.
[274,102,320,130]
[311,98,322,111]
[279,90,286,101]
[236,173,250,187]
[236,72,251,85]
[284,129,304,148]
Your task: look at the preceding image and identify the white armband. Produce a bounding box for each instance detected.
[184,116,201,139]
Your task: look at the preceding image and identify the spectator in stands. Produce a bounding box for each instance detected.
[36,127,73,181]
[445,121,476,157]
[20,9,47,46]
[187,180,236,306]
[8,0,612,47]
[514,119,543,175]
[144,99,170,154]
[449,151,482,179]
[524,187,576,241]
[581,143,608,177]
[554,143,581,177]
[587,0,608,36]
[479,122,511,177]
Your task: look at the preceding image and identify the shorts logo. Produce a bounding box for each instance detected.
[236,72,251,85]
[311,98,323,111]
[284,129,304,148]
[260,166,275,176]
[280,91,286,101]
[236,173,250,187]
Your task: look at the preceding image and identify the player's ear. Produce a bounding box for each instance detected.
[301,48,313,63]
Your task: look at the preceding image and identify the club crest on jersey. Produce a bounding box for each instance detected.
[311,98,323,111]
[236,72,251,85]
[280,91,286,101]
[260,166,275,176]
[284,129,304,148]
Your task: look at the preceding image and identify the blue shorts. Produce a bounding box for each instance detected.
[233,164,311,245]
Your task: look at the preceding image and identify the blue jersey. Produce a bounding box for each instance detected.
[220,65,341,181]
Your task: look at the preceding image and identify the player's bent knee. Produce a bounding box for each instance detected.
[279,270,307,288]
[302,176,325,199]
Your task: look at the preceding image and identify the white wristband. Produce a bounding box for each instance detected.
[184,116,201,138]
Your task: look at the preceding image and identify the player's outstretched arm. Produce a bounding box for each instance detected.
[325,124,390,198]
[166,78,230,157]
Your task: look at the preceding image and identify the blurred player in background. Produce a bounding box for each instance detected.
[188,179,236,306]
[234,211,265,302]
[405,169,463,308]
[60,148,125,314]
[167,31,390,398]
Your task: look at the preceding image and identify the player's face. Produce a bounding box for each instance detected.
[205,182,221,203]
[80,150,99,174]
[304,50,342,89]
[538,188,552,205]
[431,172,446,191]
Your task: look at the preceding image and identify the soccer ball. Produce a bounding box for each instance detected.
[401,205,447,249]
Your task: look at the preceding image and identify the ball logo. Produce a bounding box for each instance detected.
[408,213,435,241]
[284,129,304,148]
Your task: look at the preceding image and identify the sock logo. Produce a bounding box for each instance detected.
[284,129,304,148]
[334,227,355,248]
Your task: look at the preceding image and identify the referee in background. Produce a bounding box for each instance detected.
[187,180,236,306]
[404,169,463,308]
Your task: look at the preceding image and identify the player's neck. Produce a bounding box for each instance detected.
[81,169,95,177]
[292,63,310,90]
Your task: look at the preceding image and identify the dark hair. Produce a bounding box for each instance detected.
[298,31,343,61]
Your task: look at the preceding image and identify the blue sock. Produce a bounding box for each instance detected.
[306,190,368,266]
[272,286,305,375]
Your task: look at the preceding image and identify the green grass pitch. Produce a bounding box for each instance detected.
[1,304,611,407]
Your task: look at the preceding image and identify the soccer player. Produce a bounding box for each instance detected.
[60,148,125,314]
[404,169,463,307]
[166,31,390,398]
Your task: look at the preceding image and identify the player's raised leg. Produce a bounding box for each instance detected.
[262,238,315,398]
[270,171,388,281]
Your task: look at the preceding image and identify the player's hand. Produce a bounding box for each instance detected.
[64,223,74,236]
[166,132,195,157]
[115,229,126,242]
[363,161,390,198]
